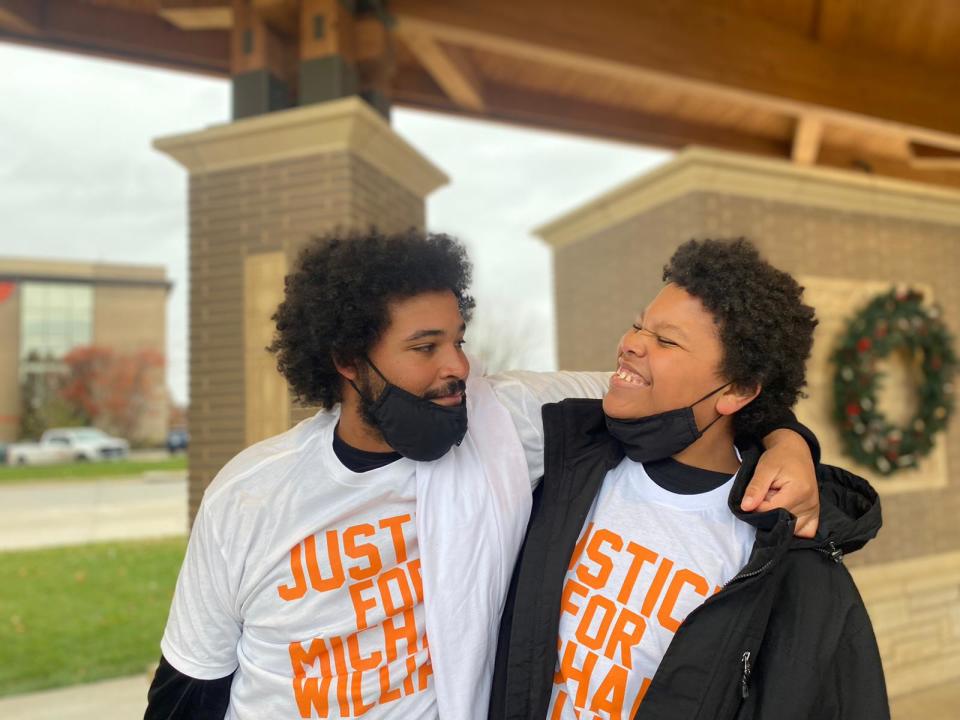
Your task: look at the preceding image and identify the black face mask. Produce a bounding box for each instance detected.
[604,382,731,463]
[349,359,468,462]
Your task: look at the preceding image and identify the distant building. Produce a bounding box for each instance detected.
[0,258,170,444]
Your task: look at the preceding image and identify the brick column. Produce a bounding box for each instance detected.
[537,146,960,700]
[154,97,448,520]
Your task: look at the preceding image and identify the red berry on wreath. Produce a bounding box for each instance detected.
[846,403,861,417]
[857,338,872,352]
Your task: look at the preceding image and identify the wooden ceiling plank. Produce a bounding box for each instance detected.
[398,31,485,111]
[792,115,823,165]
[390,0,960,148]
[0,0,42,34]
[816,0,960,72]
[392,63,790,159]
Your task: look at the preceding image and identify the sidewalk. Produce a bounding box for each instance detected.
[0,675,148,720]
[0,473,187,550]
[0,673,956,719]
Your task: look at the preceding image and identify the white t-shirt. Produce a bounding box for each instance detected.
[160,370,610,720]
[548,458,756,720]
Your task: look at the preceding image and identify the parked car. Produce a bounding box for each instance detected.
[166,429,189,454]
[6,427,130,465]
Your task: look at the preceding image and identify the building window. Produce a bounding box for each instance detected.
[19,282,93,374]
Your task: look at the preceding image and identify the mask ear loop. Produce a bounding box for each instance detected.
[691,381,733,435]
[347,378,368,401]
[346,357,389,403]
[363,356,390,383]
[691,381,733,407]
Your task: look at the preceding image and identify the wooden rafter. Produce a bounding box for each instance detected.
[158,0,232,30]
[393,63,791,158]
[818,144,960,191]
[792,115,824,165]
[0,0,229,74]
[908,141,960,170]
[397,30,485,111]
[0,0,41,34]
[390,0,960,149]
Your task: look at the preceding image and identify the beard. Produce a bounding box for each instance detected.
[354,369,466,433]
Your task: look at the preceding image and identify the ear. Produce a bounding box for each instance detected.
[333,356,359,383]
[715,382,761,417]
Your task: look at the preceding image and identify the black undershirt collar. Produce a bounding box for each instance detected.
[642,457,734,495]
[333,428,402,473]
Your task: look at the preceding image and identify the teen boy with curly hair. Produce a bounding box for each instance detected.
[489,239,887,720]
[145,231,826,720]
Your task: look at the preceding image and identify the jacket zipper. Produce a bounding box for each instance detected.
[723,557,774,589]
[816,539,844,564]
[740,651,752,699]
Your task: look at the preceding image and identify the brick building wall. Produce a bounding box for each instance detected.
[540,148,960,701]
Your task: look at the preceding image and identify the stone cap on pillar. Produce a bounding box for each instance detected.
[153,96,449,199]
[536,147,960,249]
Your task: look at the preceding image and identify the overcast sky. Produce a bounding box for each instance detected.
[0,42,670,404]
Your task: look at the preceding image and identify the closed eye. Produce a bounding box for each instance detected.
[632,324,679,348]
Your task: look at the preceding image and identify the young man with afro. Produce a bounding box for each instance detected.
[145,230,829,720]
[489,239,887,720]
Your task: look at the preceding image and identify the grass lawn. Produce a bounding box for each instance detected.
[0,537,187,697]
[0,456,187,484]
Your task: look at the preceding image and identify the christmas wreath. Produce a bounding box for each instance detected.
[831,287,956,475]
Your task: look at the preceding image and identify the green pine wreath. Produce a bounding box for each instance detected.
[831,287,957,476]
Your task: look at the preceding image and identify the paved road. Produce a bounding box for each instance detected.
[0,473,187,551]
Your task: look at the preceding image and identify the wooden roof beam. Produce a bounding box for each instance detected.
[393,63,791,159]
[818,144,960,190]
[792,115,823,165]
[0,0,229,75]
[159,1,233,31]
[908,141,960,170]
[397,30,485,111]
[391,0,960,149]
[0,0,41,34]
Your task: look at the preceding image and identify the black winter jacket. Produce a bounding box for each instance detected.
[489,399,888,720]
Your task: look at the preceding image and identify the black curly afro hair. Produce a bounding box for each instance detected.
[662,238,818,439]
[269,228,476,409]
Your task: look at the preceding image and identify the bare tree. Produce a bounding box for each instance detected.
[466,309,550,374]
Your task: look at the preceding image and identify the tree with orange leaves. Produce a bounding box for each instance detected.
[59,346,165,441]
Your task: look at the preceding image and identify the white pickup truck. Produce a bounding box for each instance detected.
[6,428,130,465]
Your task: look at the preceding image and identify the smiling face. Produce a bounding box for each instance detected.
[602,283,729,426]
[359,289,470,407]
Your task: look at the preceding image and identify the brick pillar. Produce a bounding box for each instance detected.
[537,146,960,700]
[154,97,448,520]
